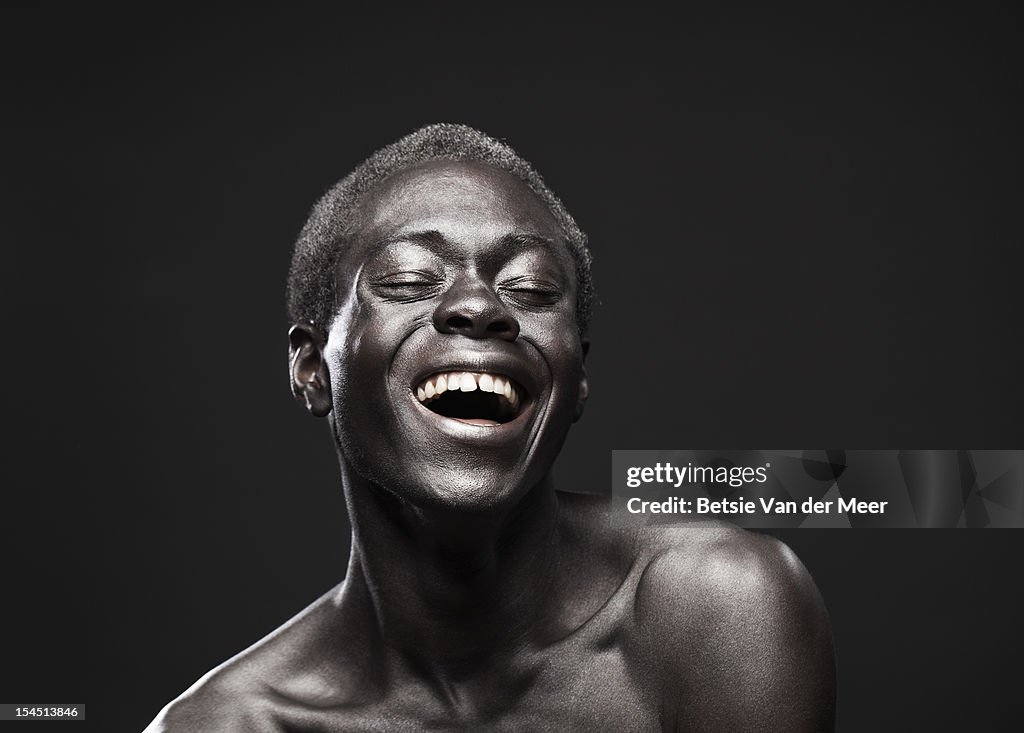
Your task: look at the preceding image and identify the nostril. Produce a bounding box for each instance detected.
[487,317,519,341]
[446,315,473,331]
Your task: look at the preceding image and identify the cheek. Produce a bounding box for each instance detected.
[530,324,585,397]
[533,315,584,364]
[327,304,419,402]
[326,304,383,398]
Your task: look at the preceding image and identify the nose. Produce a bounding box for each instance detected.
[432,275,520,341]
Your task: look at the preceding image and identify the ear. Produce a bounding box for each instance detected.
[288,324,332,417]
[573,338,590,423]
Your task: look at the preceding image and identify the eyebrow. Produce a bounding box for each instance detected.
[373,230,559,258]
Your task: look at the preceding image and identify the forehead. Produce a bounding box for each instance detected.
[349,160,565,251]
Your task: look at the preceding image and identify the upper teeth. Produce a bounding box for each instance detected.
[415,371,521,409]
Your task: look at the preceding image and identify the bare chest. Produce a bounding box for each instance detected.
[264,637,661,732]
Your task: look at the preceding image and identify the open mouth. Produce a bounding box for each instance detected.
[414,371,525,427]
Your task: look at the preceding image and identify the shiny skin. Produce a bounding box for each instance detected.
[321,160,588,512]
[146,162,835,732]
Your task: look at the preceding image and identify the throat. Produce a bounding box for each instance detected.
[349,480,563,664]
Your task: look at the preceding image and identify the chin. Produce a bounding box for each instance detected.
[410,468,539,514]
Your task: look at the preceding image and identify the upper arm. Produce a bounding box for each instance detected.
[636,532,836,732]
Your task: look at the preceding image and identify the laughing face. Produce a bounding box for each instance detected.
[318,160,588,512]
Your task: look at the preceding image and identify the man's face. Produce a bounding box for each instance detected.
[323,160,587,512]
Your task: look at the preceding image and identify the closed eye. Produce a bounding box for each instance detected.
[371,272,443,302]
[498,277,563,308]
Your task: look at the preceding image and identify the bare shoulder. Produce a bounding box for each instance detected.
[143,664,269,733]
[556,493,830,637]
[635,525,826,623]
[632,526,836,731]
[144,585,365,733]
[555,494,829,623]
[558,492,824,608]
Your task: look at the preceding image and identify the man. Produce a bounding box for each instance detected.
[147,124,835,731]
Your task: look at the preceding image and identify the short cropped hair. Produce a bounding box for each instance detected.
[286,123,593,335]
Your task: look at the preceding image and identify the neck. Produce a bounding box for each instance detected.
[339,460,562,673]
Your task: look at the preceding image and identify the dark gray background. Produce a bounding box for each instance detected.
[3,5,1022,731]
